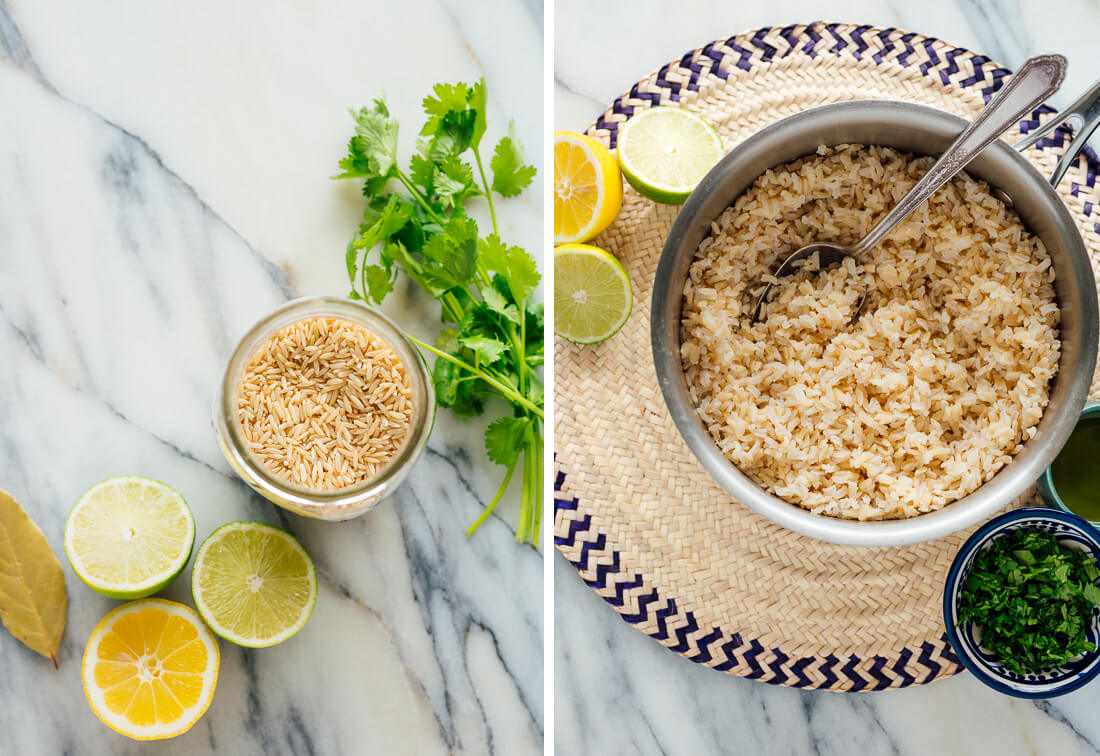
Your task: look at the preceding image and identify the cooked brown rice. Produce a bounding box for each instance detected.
[680,145,1060,520]
[237,317,413,491]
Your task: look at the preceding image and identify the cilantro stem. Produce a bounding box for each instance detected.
[395,170,448,227]
[516,443,533,542]
[519,308,527,391]
[441,291,466,324]
[467,458,516,537]
[532,431,542,547]
[473,149,498,236]
[409,336,544,418]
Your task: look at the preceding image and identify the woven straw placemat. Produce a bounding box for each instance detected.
[554,22,1100,692]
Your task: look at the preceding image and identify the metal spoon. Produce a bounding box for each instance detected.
[1013,75,1100,188]
[750,53,1067,324]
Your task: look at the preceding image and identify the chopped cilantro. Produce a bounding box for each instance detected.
[958,528,1100,675]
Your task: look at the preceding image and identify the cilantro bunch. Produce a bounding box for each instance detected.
[959,528,1100,675]
[335,80,543,544]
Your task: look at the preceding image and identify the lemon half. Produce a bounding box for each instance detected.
[554,131,623,243]
[82,599,219,741]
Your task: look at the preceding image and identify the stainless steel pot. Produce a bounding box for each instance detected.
[651,100,1099,546]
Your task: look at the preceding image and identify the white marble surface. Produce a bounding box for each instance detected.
[554,2,1100,755]
[0,0,542,754]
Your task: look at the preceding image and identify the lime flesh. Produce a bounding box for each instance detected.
[617,106,723,204]
[191,522,316,648]
[65,476,195,599]
[554,243,633,344]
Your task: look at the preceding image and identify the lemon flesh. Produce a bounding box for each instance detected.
[554,243,633,344]
[191,522,317,648]
[82,599,219,741]
[616,106,723,204]
[65,476,195,599]
[554,131,623,243]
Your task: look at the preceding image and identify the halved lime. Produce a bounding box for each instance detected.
[554,243,633,344]
[616,106,723,204]
[65,476,195,600]
[191,522,316,648]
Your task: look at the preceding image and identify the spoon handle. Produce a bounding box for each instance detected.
[852,54,1067,256]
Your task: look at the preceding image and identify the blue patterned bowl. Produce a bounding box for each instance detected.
[944,507,1100,697]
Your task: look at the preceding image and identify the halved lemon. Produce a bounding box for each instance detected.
[554,131,623,244]
[82,599,219,741]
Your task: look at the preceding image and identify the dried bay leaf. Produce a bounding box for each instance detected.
[0,488,67,667]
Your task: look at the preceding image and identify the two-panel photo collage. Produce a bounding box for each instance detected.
[3,1,1100,754]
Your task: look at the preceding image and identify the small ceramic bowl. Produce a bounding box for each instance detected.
[1039,401,1100,523]
[943,507,1100,697]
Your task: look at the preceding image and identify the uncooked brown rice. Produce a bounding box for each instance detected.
[237,317,413,490]
[680,145,1061,520]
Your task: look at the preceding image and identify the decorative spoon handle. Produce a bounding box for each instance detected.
[852,54,1067,256]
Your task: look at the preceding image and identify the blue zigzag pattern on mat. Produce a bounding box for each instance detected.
[594,21,1100,187]
[556,473,964,690]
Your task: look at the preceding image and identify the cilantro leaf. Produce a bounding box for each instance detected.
[343,99,400,180]
[433,356,491,419]
[479,234,540,306]
[435,327,460,352]
[434,156,479,209]
[410,152,436,193]
[469,78,488,149]
[1084,583,1100,606]
[345,239,360,282]
[483,284,522,325]
[336,136,373,180]
[353,194,411,251]
[432,357,458,406]
[419,215,479,294]
[364,264,394,302]
[421,82,473,137]
[490,122,536,197]
[525,302,544,360]
[347,196,413,303]
[485,416,533,466]
[460,336,507,364]
[525,370,544,405]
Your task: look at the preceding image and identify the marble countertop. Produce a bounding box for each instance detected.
[0,1,542,754]
[554,2,1100,755]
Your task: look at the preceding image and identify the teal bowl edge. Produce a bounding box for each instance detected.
[1040,400,1100,519]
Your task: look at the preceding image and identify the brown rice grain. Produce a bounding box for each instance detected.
[236,317,414,490]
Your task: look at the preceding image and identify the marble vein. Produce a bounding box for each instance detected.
[0,2,292,303]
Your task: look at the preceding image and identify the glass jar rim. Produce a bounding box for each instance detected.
[217,296,435,512]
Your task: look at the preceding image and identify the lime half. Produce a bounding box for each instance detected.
[554,243,633,344]
[617,106,723,204]
[65,477,194,600]
[191,522,316,648]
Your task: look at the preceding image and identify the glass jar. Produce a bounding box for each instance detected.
[213,296,435,520]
